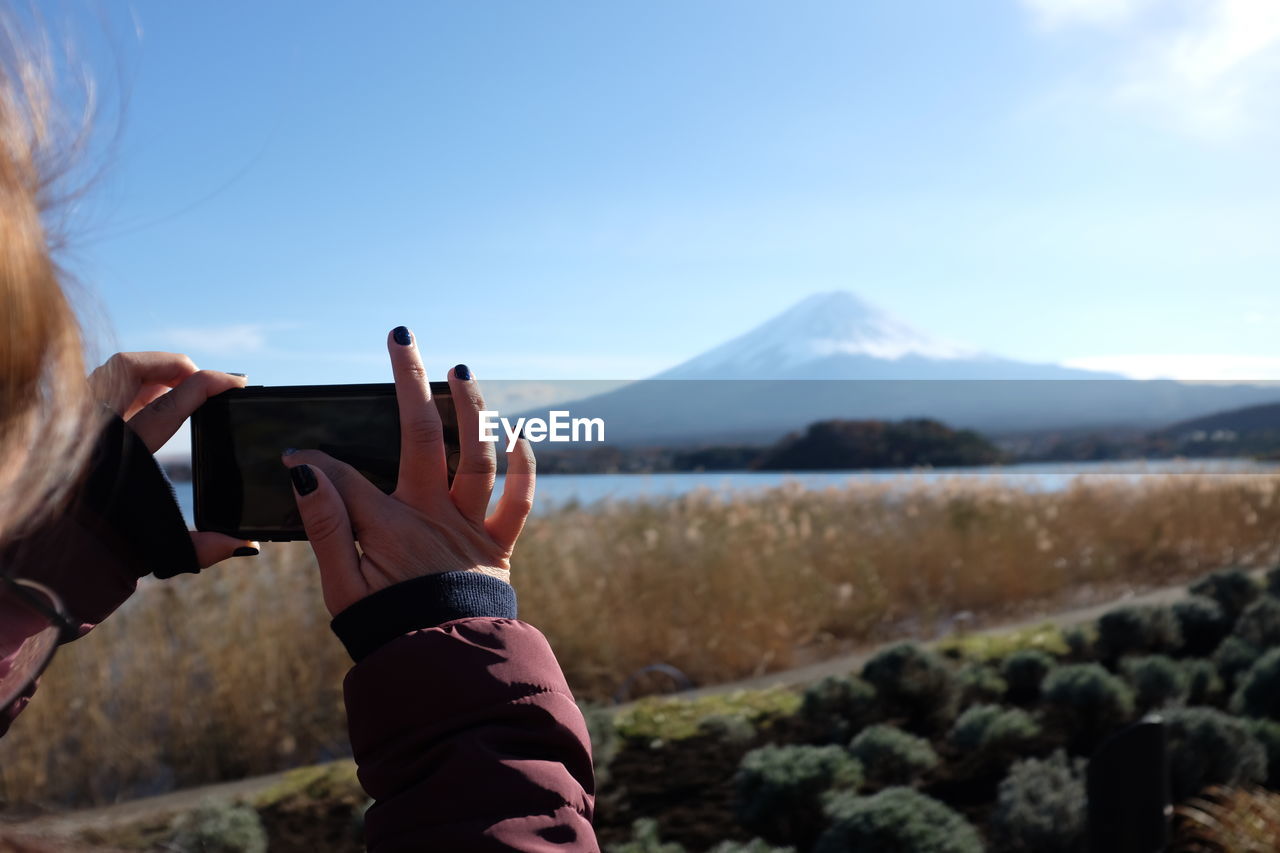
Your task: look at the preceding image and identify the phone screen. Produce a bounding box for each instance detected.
[191,383,456,541]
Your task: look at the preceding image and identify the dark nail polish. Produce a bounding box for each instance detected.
[283,448,297,456]
[291,464,318,496]
[454,364,472,381]
[228,373,247,378]
[392,326,412,346]
[232,546,259,557]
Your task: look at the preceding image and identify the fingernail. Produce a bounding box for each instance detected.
[392,326,412,346]
[454,364,472,381]
[228,373,247,378]
[232,546,259,557]
[282,447,297,456]
[290,464,318,496]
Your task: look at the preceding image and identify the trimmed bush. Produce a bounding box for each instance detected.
[1267,565,1280,597]
[989,751,1087,853]
[1249,718,1280,789]
[1122,655,1190,712]
[734,745,862,846]
[799,675,878,742]
[1002,649,1055,705]
[849,724,939,786]
[1163,707,1266,801]
[1214,636,1261,688]
[608,819,687,853]
[861,642,958,734]
[1062,624,1095,661]
[1183,659,1225,707]
[1041,664,1136,748]
[708,842,796,853]
[949,705,1040,752]
[957,662,1007,705]
[1235,596,1280,650]
[815,787,983,853]
[1232,648,1280,719]
[1173,595,1231,657]
[698,714,757,745]
[167,801,268,853]
[1189,569,1260,623]
[1096,604,1182,660]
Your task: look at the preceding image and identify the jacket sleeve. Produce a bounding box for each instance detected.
[0,412,198,735]
[332,572,598,852]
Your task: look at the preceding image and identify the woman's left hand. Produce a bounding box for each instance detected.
[89,351,258,567]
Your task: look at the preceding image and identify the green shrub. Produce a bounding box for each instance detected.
[707,842,796,853]
[988,750,1087,853]
[607,819,687,853]
[1096,605,1182,660]
[949,705,1040,753]
[1122,655,1190,712]
[861,642,958,734]
[580,703,620,786]
[1214,636,1261,687]
[1183,659,1225,707]
[1266,565,1280,597]
[1235,596,1280,650]
[1189,569,1260,623]
[698,714,758,745]
[1173,595,1231,657]
[957,662,1007,705]
[815,787,984,853]
[167,801,268,853]
[733,745,862,846]
[616,689,801,742]
[849,724,939,786]
[1162,707,1266,801]
[1232,648,1280,719]
[1041,664,1136,749]
[1002,649,1056,705]
[799,675,878,742]
[1248,718,1280,789]
[1062,624,1095,661]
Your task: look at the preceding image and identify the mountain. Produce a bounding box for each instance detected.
[538,292,1280,445]
[656,291,1118,380]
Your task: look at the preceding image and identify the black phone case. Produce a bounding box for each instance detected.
[191,382,453,542]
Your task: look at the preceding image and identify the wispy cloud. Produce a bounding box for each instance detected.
[155,323,280,355]
[1018,0,1280,137]
[1064,353,1280,380]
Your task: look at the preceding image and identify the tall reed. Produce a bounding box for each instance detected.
[2,473,1278,809]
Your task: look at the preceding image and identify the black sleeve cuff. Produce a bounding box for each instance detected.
[330,571,518,662]
[84,412,199,580]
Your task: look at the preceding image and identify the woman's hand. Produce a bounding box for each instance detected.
[88,351,258,567]
[281,327,535,617]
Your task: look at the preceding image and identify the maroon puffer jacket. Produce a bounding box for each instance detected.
[1,416,599,851]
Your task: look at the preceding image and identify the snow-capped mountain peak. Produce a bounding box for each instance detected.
[659,291,982,379]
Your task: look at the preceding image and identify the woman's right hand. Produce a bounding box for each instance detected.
[281,327,535,617]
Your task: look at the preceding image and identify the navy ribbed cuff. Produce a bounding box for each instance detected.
[330,571,518,662]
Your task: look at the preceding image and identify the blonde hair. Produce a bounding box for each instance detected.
[0,16,102,546]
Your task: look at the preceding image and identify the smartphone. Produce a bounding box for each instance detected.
[191,383,457,541]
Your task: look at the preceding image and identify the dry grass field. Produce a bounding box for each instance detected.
[3,472,1280,809]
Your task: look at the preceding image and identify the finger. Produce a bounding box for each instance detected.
[89,352,199,417]
[486,437,535,552]
[282,461,365,616]
[127,370,248,453]
[386,326,448,506]
[447,364,497,525]
[283,449,386,533]
[190,533,261,568]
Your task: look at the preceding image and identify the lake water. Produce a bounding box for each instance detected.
[170,458,1280,525]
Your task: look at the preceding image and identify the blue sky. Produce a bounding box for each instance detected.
[54,0,1280,387]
